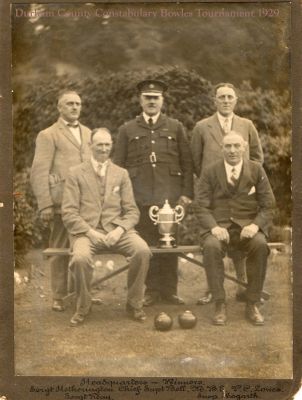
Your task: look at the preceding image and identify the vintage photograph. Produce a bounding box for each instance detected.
[11,1,292,380]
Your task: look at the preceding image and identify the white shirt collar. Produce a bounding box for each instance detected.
[91,156,110,176]
[217,112,234,126]
[143,112,160,124]
[224,159,243,179]
[60,117,79,127]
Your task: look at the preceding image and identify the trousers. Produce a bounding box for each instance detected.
[69,230,151,315]
[49,214,69,300]
[202,226,269,303]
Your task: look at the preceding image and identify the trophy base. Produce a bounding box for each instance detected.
[158,236,177,249]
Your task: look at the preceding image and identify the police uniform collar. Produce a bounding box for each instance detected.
[142,112,160,125]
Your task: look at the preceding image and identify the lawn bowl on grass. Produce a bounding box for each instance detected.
[178,310,198,329]
[154,312,173,331]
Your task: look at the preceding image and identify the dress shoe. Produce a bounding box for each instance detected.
[91,297,103,305]
[213,301,227,325]
[196,291,213,305]
[126,303,147,322]
[236,290,265,305]
[246,303,264,325]
[70,312,86,327]
[143,293,160,307]
[162,295,185,305]
[52,299,65,312]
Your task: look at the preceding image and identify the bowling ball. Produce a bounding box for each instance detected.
[154,312,173,331]
[178,310,197,329]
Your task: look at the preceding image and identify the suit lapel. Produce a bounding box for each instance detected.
[57,119,81,149]
[82,161,102,208]
[216,161,230,195]
[208,114,224,147]
[215,160,252,196]
[104,161,118,204]
[236,160,253,194]
[231,114,243,132]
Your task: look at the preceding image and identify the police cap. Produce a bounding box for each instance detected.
[137,79,168,96]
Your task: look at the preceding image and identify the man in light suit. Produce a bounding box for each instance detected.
[191,83,264,304]
[196,132,275,325]
[30,90,91,312]
[62,128,151,326]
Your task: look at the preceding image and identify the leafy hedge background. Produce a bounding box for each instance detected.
[13,67,291,260]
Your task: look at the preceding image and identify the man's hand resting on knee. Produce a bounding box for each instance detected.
[211,226,230,243]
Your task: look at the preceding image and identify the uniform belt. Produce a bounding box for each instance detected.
[126,156,180,167]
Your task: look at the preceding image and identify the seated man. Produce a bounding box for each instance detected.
[195,132,275,326]
[62,128,151,326]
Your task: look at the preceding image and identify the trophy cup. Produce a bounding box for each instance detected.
[149,199,185,248]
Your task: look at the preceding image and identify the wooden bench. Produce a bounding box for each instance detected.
[42,243,286,301]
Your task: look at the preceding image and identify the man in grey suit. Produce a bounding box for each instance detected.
[62,128,151,326]
[196,133,275,325]
[31,90,91,312]
[191,83,264,304]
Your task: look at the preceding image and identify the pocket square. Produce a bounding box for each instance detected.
[248,186,256,195]
[112,186,120,194]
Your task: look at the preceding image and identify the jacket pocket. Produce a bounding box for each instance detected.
[49,174,65,206]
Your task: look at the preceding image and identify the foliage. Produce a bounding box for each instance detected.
[14,168,46,267]
[12,3,290,91]
[13,68,291,254]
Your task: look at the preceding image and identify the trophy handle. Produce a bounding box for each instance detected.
[149,205,160,225]
[174,205,185,223]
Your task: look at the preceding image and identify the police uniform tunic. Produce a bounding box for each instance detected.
[114,113,193,207]
[114,113,193,299]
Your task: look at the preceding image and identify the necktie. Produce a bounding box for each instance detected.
[229,167,238,186]
[148,117,153,127]
[97,163,106,178]
[222,118,230,134]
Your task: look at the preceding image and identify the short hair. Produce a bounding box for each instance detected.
[214,83,237,96]
[57,90,81,104]
[222,131,247,147]
[90,127,112,142]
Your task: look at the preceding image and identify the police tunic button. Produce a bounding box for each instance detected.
[168,136,172,140]
[152,164,156,168]
[178,172,181,175]
[151,140,155,144]
[135,136,139,140]
[151,131,154,134]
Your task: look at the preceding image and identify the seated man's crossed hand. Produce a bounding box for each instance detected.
[240,223,259,239]
[86,227,125,247]
[104,227,124,247]
[211,223,259,243]
[211,226,230,243]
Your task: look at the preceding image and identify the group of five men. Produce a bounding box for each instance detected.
[30,80,275,327]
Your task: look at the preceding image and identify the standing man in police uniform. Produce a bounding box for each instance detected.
[114,80,194,306]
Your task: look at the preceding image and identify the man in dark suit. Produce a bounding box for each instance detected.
[196,132,275,325]
[191,83,264,304]
[31,90,91,312]
[114,80,194,306]
[62,128,151,326]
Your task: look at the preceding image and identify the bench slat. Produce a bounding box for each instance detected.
[42,242,286,258]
